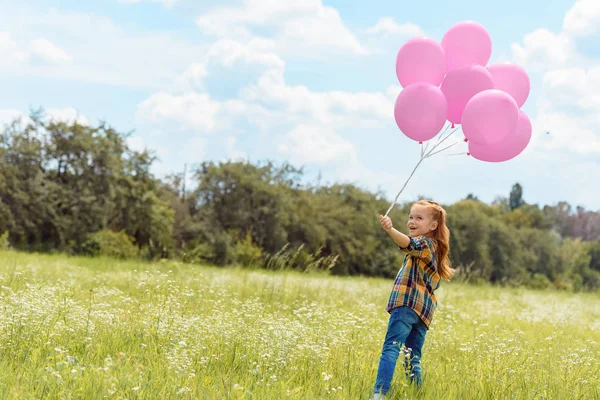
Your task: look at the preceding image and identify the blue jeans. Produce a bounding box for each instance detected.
[374,306,427,394]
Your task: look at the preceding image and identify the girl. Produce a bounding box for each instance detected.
[372,200,454,398]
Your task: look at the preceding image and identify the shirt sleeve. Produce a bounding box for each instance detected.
[398,236,434,260]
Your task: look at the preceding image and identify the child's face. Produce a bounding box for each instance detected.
[407,205,438,237]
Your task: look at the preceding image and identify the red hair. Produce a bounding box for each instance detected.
[414,200,454,280]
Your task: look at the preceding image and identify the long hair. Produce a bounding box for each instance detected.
[414,200,454,280]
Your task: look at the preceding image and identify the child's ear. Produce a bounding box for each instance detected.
[431,221,438,231]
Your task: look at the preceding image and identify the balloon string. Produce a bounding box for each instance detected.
[427,139,463,157]
[434,123,451,145]
[430,126,461,152]
[384,156,425,217]
[384,125,463,216]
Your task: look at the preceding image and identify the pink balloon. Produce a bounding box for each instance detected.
[394,82,447,142]
[441,65,494,125]
[487,63,531,108]
[469,111,532,162]
[396,37,446,87]
[441,21,492,72]
[461,89,519,145]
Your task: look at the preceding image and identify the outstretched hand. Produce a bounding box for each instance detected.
[379,215,393,232]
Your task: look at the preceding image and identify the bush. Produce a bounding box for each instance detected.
[81,229,139,259]
[182,242,215,264]
[212,231,235,266]
[528,273,552,290]
[235,232,264,267]
[581,269,600,291]
[0,231,10,250]
[181,231,236,266]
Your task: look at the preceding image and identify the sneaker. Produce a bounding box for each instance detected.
[371,393,386,400]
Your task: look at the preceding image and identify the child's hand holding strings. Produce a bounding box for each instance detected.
[380,215,393,232]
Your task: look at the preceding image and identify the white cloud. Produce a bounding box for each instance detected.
[118,0,177,7]
[509,0,600,159]
[0,32,72,67]
[29,38,72,64]
[0,8,207,89]
[173,63,207,92]
[225,137,247,161]
[362,18,426,55]
[133,30,401,181]
[182,137,207,163]
[239,68,395,126]
[127,136,147,153]
[525,66,600,156]
[45,108,89,125]
[278,124,357,164]
[0,32,28,65]
[0,107,89,129]
[207,38,284,71]
[511,29,573,69]
[136,92,221,132]
[563,0,600,36]
[0,109,26,127]
[365,18,424,37]
[542,67,600,111]
[511,0,600,70]
[136,30,396,137]
[196,0,366,55]
[531,109,600,155]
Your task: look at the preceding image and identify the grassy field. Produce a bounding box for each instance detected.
[0,250,598,399]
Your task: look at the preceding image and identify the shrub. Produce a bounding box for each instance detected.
[182,242,215,264]
[81,229,139,259]
[235,232,264,267]
[528,273,552,290]
[212,231,235,266]
[0,231,10,250]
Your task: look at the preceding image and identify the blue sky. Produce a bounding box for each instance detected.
[1,0,599,210]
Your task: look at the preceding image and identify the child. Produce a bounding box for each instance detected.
[372,200,454,398]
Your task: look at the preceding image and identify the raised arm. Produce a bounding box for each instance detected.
[380,215,433,259]
[380,215,410,247]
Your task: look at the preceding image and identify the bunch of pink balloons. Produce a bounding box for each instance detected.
[393,21,532,162]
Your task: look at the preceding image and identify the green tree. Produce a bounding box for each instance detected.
[487,220,529,285]
[509,183,525,210]
[0,110,173,256]
[446,200,493,280]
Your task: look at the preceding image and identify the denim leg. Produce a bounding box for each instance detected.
[373,307,413,394]
[403,319,427,386]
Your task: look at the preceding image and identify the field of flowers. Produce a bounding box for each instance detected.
[0,250,598,399]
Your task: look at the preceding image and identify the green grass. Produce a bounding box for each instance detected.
[0,250,599,399]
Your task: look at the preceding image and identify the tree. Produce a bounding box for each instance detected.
[589,239,600,273]
[1,110,599,290]
[503,204,552,230]
[487,220,528,284]
[509,183,525,210]
[446,200,493,280]
[0,111,173,255]
[465,193,479,201]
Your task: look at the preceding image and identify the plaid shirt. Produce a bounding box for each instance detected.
[386,236,441,328]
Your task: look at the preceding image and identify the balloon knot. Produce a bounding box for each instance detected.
[451,123,455,128]
[467,152,471,156]
[464,138,468,142]
[419,141,423,144]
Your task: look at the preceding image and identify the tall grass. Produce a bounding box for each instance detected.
[0,250,598,399]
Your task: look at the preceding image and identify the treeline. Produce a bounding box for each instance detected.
[1,112,599,291]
